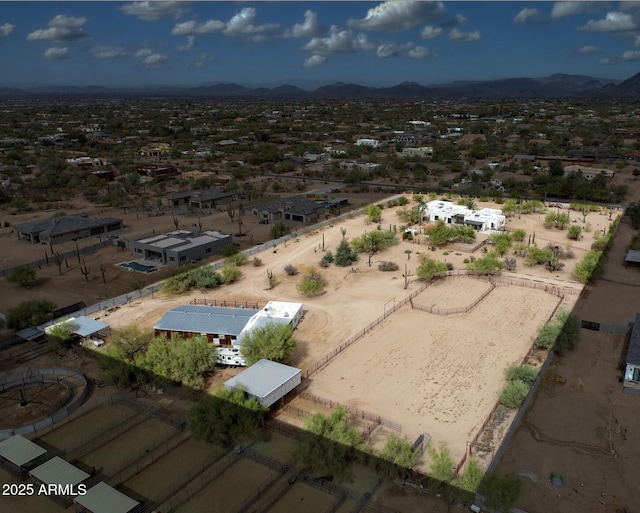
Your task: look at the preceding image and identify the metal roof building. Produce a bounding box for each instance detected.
[74,482,140,513]
[13,214,122,245]
[224,359,302,407]
[155,305,258,346]
[30,456,88,491]
[0,435,47,475]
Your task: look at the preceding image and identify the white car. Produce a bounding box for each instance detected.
[92,339,105,347]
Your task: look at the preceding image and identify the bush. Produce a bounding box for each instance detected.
[378,261,399,272]
[6,265,36,287]
[284,264,298,276]
[220,263,241,284]
[252,257,263,267]
[481,473,524,513]
[218,244,240,257]
[321,251,334,265]
[505,364,538,385]
[500,380,530,409]
[297,269,326,297]
[227,253,248,266]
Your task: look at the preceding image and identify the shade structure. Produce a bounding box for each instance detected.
[0,435,46,466]
[74,482,139,513]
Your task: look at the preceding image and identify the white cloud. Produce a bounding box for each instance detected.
[348,0,445,32]
[27,15,87,43]
[172,19,225,36]
[408,45,436,59]
[0,23,15,39]
[134,48,153,57]
[143,53,167,67]
[119,1,186,21]
[91,45,127,59]
[44,46,69,60]
[284,10,322,38]
[551,1,592,20]
[622,49,640,61]
[514,8,539,24]
[598,57,615,65]
[177,35,195,52]
[579,12,637,32]
[420,25,442,39]
[574,45,599,55]
[303,54,327,68]
[448,28,481,42]
[303,25,373,63]
[223,7,279,36]
[186,52,213,69]
[376,41,410,58]
[453,14,467,25]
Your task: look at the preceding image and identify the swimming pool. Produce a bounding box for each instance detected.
[118,261,158,273]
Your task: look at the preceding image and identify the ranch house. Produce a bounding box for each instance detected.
[14,214,123,245]
[423,200,506,232]
[130,230,232,266]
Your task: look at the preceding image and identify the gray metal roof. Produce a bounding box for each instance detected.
[625,250,640,264]
[15,326,45,341]
[30,456,88,486]
[254,196,324,216]
[74,482,139,513]
[0,435,47,466]
[14,215,122,237]
[154,305,258,336]
[225,359,301,403]
[72,316,109,338]
[627,314,640,366]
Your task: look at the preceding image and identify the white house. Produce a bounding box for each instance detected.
[355,139,380,148]
[423,200,505,232]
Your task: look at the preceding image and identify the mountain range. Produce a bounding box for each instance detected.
[2,72,639,100]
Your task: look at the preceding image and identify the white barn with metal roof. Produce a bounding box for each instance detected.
[224,359,301,407]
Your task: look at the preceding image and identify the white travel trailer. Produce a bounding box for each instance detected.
[216,347,246,367]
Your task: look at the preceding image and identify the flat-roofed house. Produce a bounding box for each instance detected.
[130,230,232,266]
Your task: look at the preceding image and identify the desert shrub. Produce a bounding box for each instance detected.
[220,263,241,284]
[284,264,298,276]
[446,262,453,271]
[505,364,538,385]
[319,259,330,268]
[503,256,517,271]
[378,261,399,272]
[297,269,326,297]
[463,258,470,264]
[573,250,603,283]
[321,251,334,265]
[218,244,240,257]
[227,253,248,266]
[6,265,36,287]
[481,473,524,513]
[500,380,530,408]
[252,257,263,267]
[512,228,526,241]
[417,256,449,280]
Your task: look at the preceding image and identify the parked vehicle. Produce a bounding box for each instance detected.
[216,347,246,367]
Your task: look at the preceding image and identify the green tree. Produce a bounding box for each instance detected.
[46,320,77,350]
[334,238,358,267]
[270,222,291,239]
[6,265,36,287]
[555,309,582,353]
[451,458,485,501]
[466,253,504,274]
[377,432,421,479]
[220,263,242,284]
[366,204,383,223]
[488,233,513,257]
[416,256,449,281]
[106,326,154,361]
[7,300,56,330]
[568,224,582,240]
[427,442,455,491]
[240,322,296,366]
[296,405,366,481]
[190,387,265,447]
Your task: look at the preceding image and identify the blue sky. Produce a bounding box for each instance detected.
[2,1,640,88]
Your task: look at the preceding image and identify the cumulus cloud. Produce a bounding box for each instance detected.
[172,19,225,36]
[622,49,640,61]
[119,1,186,21]
[143,53,167,68]
[408,45,436,59]
[91,45,127,59]
[420,25,442,39]
[223,7,279,36]
[177,35,195,52]
[348,0,445,32]
[550,1,593,20]
[572,45,599,55]
[284,10,323,38]
[44,46,70,60]
[302,25,373,66]
[303,54,327,68]
[134,48,153,57]
[514,8,540,24]
[448,28,481,42]
[27,15,87,43]
[0,23,15,39]
[376,41,411,58]
[578,12,637,32]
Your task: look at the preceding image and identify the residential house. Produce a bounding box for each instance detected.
[423,200,505,232]
[130,230,232,266]
[14,215,123,245]
[252,196,325,223]
[624,314,640,395]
